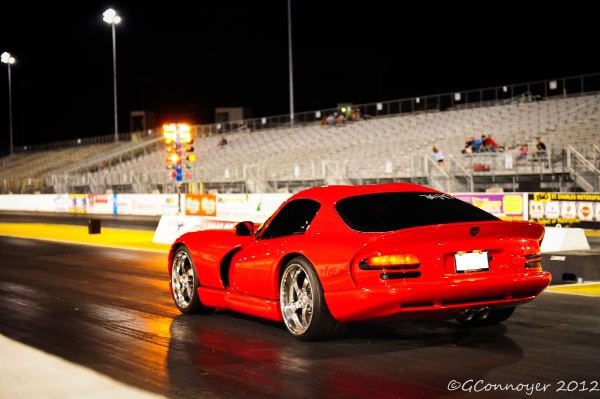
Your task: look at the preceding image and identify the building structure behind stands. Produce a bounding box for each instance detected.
[1,73,599,195]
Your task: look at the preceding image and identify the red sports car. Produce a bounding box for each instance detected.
[168,183,551,341]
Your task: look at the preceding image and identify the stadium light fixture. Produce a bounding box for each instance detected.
[103,9,121,143]
[287,0,294,125]
[1,52,15,155]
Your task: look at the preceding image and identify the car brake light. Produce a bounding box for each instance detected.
[524,253,542,269]
[359,254,420,270]
[523,240,542,270]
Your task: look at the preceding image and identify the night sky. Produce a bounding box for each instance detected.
[0,1,597,153]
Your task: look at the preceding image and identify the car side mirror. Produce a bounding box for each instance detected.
[235,221,255,238]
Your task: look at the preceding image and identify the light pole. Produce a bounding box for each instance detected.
[1,52,15,155]
[103,8,121,143]
[287,0,294,126]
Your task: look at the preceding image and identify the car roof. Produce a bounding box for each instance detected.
[288,183,440,203]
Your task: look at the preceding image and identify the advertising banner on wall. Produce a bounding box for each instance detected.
[216,193,291,222]
[156,194,180,215]
[528,192,600,228]
[185,194,217,216]
[86,194,115,214]
[68,194,88,214]
[54,194,70,212]
[113,194,180,215]
[453,193,527,220]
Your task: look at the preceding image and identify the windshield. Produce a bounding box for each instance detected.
[336,192,499,232]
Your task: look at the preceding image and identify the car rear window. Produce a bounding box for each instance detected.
[336,192,499,232]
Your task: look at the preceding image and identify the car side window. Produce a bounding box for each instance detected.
[259,199,320,239]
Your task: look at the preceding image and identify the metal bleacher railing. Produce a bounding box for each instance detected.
[189,72,600,138]
[1,72,600,195]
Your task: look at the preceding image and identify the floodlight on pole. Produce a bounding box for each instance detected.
[1,52,15,155]
[103,9,121,143]
[287,0,294,125]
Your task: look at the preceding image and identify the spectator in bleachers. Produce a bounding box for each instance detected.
[535,137,548,167]
[502,146,513,169]
[327,113,336,126]
[535,137,547,157]
[431,146,449,171]
[336,112,346,125]
[462,138,474,155]
[535,137,546,155]
[517,144,529,161]
[217,136,228,147]
[470,136,483,153]
[483,134,499,152]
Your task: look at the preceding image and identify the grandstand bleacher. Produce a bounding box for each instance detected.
[1,74,599,195]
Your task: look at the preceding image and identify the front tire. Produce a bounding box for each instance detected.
[279,256,345,341]
[170,246,212,314]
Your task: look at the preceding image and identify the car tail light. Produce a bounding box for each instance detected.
[523,240,542,270]
[359,254,420,270]
[524,253,542,270]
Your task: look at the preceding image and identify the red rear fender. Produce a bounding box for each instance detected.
[350,221,545,288]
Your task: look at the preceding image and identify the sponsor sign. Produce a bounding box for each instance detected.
[578,202,594,221]
[528,192,600,228]
[113,194,180,215]
[68,194,87,214]
[453,193,526,220]
[87,194,114,214]
[185,194,217,216]
[54,194,70,213]
[529,200,544,219]
[157,195,180,214]
[544,201,560,219]
[216,193,291,222]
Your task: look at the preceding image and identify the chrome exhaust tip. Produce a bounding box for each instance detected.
[476,307,490,320]
[456,309,475,322]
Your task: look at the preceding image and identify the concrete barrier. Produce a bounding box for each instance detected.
[541,227,590,252]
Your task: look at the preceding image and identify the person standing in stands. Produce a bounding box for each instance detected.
[503,146,513,169]
[431,146,449,171]
[536,137,548,167]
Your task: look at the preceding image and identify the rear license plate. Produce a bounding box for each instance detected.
[455,251,489,273]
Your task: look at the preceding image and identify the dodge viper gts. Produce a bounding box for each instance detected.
[168,183,551,341]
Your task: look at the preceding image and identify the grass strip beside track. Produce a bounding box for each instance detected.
[0,223,171,253]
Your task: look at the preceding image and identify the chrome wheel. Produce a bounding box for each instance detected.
[280,261,314,335]
[171,249,196,310]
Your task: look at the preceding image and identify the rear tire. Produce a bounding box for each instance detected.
[170,246,212,314]
[280,256,345,341]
